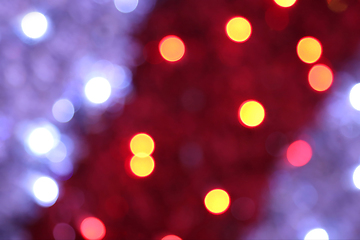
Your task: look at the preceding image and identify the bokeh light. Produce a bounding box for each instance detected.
[304,228,329,240]
[21,12,48,39]
[297,37,322,64]
[286,140,312,167]
[46,141,67,163]
[80,217,106,240]
[32,176,59,207]
[274,0,297,8]
[204,189,230,215]
[130,155,155,177]
[159,35,185,62]
[85,77,112,104]
[226,17,252,42]
[238,100,265,127]
[53,223,76,240]
[130,133,155,157]
[52,99,75,123]
[162,235,182,240]
[114,0,139,13]
[27,126,58,155]
[349,83,360,111]
[308,64,333,92]
[352,165,360,189]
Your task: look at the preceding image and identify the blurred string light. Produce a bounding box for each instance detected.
[204,189,230,215]
[130,155,155,177]
[84,77,112,104]
[21,12,48,39]
[286,140,312,167]
[238,100,265,127]
[159,35,185,62]
[304,228,329,240]
[308,64,333,92]
[52,99,75,123]
[0,0,154,237]
[162,235,182,240]
[114,0,139,13]
[352,165,360,189]
[274,0,297,8]
[297,37,322,64]
[32,176,59,207]
[226,17,252,42]
[349,83,360,110]
[26,124,60,155]
[130,133,155,157]
[80,217,106,240]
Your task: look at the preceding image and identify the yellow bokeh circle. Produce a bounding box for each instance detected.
[226,17,252,42]
[204,189,230,214]
[159,35,185,62]
[130,155,155,177]
[274,0,297,8]
[297,37,322,64]
[130,133,155,157]
[238,100,265,128]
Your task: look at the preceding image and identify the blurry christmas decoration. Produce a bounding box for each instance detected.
[0,0,359,239]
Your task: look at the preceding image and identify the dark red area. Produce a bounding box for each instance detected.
[30,0,360,239]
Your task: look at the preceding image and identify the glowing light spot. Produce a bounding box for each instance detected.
[130,155,155,177]
[32,176,59,207]
[21,12,48,39]
[52,99,75,123]
[274,0,296,8]
[308,64,333,92]
[46,141,67,163]
[80,217,106,240]
[350,83,360,111]
[238,100,265,127]
[286,140,312,167]
[226,17,251,43]
[27,127,58,155]
[352,165,360,189]
[53,223,76,240]
[159,35,185,62]
[304,228,329,240]
[162,235,182,240]
[85,77,112,104]
[297,37,322,64]
[204,189,230,215]
[130,133,155,157]
[114,0,138,13]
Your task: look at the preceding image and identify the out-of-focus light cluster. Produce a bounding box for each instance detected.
[129,133,155,177]
[247,54,360,239]
[0,0,152,238]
